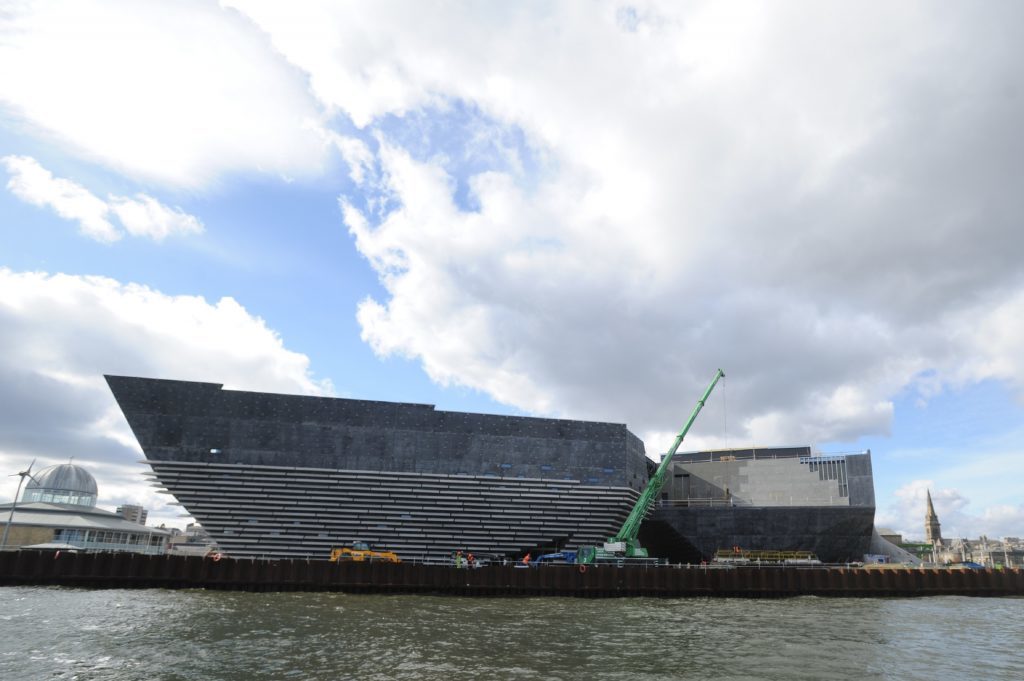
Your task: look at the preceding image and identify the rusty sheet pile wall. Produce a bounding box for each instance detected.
[2,552,1022,597]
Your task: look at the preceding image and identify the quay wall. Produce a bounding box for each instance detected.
[2,552,1023,597]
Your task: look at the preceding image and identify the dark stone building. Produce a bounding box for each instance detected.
[106,376,646,561]
[641,447,876,563]
[107,377,877,564]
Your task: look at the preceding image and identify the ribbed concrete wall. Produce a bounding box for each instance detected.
[148,460,640,561]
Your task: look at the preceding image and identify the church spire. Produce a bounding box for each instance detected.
[925,489,942,547]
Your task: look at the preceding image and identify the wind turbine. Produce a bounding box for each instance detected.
[1,460,38,549]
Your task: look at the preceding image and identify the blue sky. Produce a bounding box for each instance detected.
[1,1,1022,541]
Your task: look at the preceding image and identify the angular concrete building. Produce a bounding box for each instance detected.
[641,447,876,563]
[106,376,646,561]
[107,377,878,564]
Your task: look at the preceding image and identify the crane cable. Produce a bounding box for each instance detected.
[721,373,729,451]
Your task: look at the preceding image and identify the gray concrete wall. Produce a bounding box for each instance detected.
[669,457,849,506]
[666,450,875,508]
[845,452,875,507]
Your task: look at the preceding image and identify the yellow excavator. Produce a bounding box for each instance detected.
[329,541,401,563]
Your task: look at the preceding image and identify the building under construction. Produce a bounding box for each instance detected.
[641,447,876,563]
[106,376,876,563]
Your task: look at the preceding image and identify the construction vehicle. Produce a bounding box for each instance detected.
[531,550,578,565]
[329,541,401,563]
[578,368,725,564]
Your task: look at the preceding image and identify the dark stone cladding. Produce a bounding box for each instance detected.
[105,376,648,488]
[641,506,877,564]
[106,376,648,560]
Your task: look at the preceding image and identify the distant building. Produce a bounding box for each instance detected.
[878,528,904,546]
[22,463,97,507]
[925,489,942,547]
[0,463,168,554]
[167,522,217,556]
[918,536,1024,568]
[184,522,209,541]
[115,504,148,525]
[900,496,1021,566]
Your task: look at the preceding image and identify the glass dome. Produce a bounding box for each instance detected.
[22,463,98,507]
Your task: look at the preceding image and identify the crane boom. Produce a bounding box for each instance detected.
[606,368,725,557]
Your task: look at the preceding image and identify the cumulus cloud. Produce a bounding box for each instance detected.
[222,1,1024,451]
[108,194,203,241]
[878,480,1024,541]
[951,291,1024,396]
[2,154,119,242]
[328,133,376,186]
[340,138,1022,450]
[0,268,332,524]
[0,0,328,188]
[2,155,203,242]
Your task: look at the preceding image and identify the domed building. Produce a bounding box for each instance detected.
[0,462,168,554]
[22,463,99,507]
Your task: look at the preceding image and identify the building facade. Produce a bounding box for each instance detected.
[107,376,881,564]
[115,504,148,525]
[107,375,647,561]
[641,447,876,563]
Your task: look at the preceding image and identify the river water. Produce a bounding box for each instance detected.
[1,588,1021,680]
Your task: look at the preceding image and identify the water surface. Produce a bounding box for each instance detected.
[1,588,1021,680]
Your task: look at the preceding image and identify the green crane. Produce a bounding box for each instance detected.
[578,368,725,563]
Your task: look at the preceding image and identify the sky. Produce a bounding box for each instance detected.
[1,0,1022,542]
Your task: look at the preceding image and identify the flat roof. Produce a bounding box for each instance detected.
[0,502,170,535]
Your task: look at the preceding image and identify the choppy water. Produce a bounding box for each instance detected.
[0,588,1021,681]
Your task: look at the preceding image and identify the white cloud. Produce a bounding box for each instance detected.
[0,0,328,188]
[0,267,332,526]
[339,139,1023,449]
[2,154,119,242]
[951,291,1024,396]
[3,155,204,242]
[109,194,203,241]
[328,132,376,186]
[218,1,1024,450]
[878,479,1024,541]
